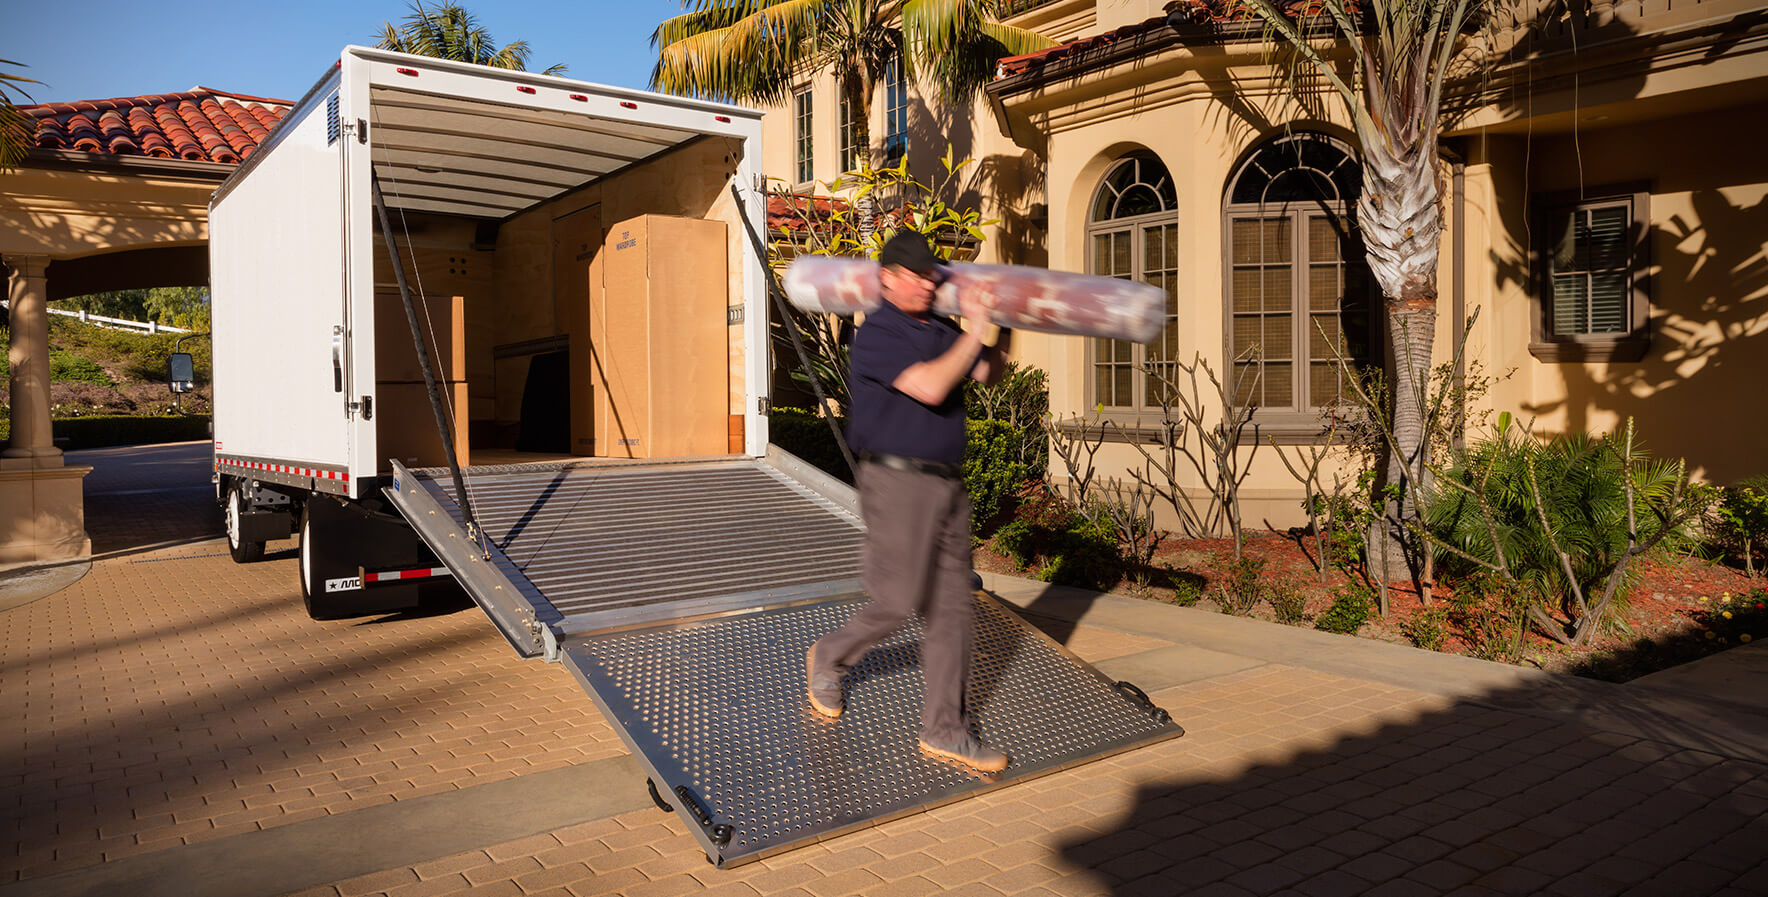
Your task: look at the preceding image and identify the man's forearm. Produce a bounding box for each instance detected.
[893,329,986,406]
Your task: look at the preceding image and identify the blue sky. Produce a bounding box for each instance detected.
[5,0,679,105]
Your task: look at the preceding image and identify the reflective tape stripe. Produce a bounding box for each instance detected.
[363,566,451,583]
[217,457,351,483]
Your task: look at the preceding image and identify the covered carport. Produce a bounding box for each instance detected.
[0,88,289,567]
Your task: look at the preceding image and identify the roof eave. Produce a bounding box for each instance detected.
[21,147,239,182]
[987,18,1267,98]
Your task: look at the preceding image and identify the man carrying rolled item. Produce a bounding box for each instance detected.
[805,230,1013,773]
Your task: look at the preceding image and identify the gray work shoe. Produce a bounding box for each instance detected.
[919,732,1009,773]
[806,642,843,718]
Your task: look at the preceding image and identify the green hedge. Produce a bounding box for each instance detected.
[0,414,211,450]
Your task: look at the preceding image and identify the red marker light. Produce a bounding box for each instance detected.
[569,94,588,102]
[396,67,419,77]
[620,101,638,109]
[715,115,731,123]
[517,86,536,94]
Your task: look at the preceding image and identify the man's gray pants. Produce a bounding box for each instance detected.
[811,461,975,743]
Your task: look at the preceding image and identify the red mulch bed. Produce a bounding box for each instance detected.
[978,529,1766,682]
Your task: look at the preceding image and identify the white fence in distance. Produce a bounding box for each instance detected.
[0,300,190,334]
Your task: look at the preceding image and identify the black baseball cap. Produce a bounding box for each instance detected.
[878,231,944,278]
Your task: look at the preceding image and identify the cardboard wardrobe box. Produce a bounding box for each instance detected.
[375,381,471,471]
[592,214,730,459]
[374,292,465,382]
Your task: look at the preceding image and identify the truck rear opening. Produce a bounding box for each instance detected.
[209,47,1181,868]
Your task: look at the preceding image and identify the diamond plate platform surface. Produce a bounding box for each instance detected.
[562,593,1184,865]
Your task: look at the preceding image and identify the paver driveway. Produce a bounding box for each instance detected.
[3,442,1764,897]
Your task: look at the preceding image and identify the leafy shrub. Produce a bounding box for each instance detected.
[1316,582,1375,634]
[1429,425,1709,635]
[1215,555,1265,616]
[1268,578,1312,626]
[1712,476,1768,576]
[964,363,1049,477]
[1448,572,1531,662]
[1401,607,1450,651]
[965,418,1032,531]
[49,350,115,385]
[1165,569,1205,606]
[991,490,1123,591]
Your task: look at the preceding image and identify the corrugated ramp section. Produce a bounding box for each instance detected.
[387,454,1182,867]
[390,457,864,652]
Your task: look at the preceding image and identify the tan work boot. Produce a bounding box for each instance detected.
[919,732,1009,773]
[806,642,843,718]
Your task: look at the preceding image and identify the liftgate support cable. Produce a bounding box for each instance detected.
[729,182,857,479]
[371,174,485,554]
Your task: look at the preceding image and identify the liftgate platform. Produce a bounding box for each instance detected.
[388,452,1183,866]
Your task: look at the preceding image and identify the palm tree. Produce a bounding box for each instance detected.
[1,58,42,172]
[375,1,567,76]
[651,0,1053,167]
[1228,0,1486,579]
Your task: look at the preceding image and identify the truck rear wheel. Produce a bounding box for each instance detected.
[226,481,266,563]
[299,502,355,620]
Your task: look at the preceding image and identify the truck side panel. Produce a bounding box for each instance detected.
[210,70,355,482]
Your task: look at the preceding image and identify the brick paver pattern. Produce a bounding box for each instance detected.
[0,547,625,882]
[306,662,1767,897]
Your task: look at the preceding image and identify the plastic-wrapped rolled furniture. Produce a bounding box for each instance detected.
[782,255,1167,344]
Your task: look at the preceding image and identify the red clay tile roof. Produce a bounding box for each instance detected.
[767,192,849,233]
[20,88,293,165]
[996,1,1342,79]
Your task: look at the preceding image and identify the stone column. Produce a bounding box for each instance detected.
[4,254,61,465]
[2,253,89,567]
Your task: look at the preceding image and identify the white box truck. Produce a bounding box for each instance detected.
[205,46,1178,868]
[208,46,779,617]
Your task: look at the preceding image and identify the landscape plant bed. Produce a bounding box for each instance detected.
[976,529,1766,683]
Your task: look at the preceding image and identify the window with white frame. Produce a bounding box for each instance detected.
[883,60,908,165]
[794,89,813,184]
[1088,154,1180,410]
[840,95,860,173]
[1223,132,1376,428]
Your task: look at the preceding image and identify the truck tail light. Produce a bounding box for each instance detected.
[620,101,638,110]
[517,86,536,94]
[396,67,419,77]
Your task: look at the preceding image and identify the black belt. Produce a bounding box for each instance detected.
[859,451,962,479]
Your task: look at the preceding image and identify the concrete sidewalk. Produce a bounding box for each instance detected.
[2,445,1763,896]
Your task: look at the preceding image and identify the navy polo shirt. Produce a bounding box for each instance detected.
[847,300,970,465]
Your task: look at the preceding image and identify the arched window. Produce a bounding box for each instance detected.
[1089,154,1179,410]
[1223,131,1375,424]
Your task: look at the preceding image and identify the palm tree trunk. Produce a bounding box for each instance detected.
[1357,131,1442,584]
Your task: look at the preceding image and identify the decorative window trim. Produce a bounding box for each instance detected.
[1220,130,1376,441]
[1528,182,1652,363]
[1084,153,1180,414]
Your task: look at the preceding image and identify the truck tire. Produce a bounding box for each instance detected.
[226,481,266,563]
